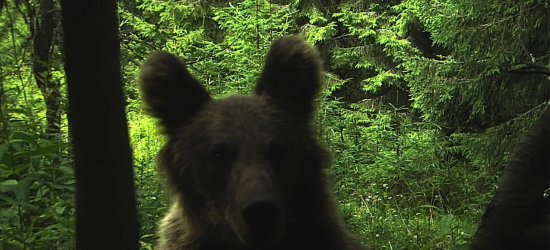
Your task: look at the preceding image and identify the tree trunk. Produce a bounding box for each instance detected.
[469,106,550,250]
[61,0,140,249]
[33,0,62,140]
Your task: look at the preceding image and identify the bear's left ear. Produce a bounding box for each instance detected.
[254,36,322,118]
[140,52,212,135]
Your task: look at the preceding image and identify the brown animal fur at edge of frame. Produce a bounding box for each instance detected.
[139,36,367,250]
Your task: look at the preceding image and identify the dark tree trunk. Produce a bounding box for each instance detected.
[61,0,140,249]
[33,0,62,140]
[469,105,550,250]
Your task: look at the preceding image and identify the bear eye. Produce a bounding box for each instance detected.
[211,145,234,167]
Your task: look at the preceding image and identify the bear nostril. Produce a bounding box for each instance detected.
[241,199,281,232]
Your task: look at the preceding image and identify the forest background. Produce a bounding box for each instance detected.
[1,0,549,249]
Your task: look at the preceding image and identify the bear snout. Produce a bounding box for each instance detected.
[242,196,281,230]
[238,195,285,248]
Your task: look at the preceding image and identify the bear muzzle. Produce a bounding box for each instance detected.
[235,195,285,248]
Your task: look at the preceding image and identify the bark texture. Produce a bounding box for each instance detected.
[61,0,140,249]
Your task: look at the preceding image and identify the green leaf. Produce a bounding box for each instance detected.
[0,143,13,168]
[5,108,30,116]
[0,179,18,186]
[59,166,74,175]
[0,192,18,204]
[14,178,32,203]
[0,179,32,203]
[14,143,69,158]
[10,132,38,146]
[437,214,454,238]
[1,241,24,250]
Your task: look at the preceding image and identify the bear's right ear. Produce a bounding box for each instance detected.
[140,52,211,134]
[254,36,322,119]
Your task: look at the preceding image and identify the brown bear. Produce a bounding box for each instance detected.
[140,36,367,250]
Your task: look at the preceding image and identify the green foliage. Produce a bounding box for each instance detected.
[304,0,549,248]
[405,0,550,126]
[2,0,549,249]
[208,0,297,94]
[126,100,167,249]
[1,86,74,249]
[1,1,73,247]
[320,96,483,248]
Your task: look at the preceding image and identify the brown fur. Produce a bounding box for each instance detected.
[140,36,367,250]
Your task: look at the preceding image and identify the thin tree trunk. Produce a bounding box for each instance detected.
[61,0,140,249]
[33,0,61,140]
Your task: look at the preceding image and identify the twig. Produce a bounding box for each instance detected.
[508,62,550,77]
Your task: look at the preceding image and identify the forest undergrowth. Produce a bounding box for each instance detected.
[1,0,549,249]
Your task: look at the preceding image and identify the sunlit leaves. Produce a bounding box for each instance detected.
[334,9,377,39]
[302,22,337,43]
[209,0,297,94]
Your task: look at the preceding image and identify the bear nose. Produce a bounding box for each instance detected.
[241,197,282,241]
[242,198,280,228]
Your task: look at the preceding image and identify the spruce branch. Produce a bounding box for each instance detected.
[508,62,550,77]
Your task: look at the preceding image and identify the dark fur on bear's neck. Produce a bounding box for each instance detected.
[140,36,367,250]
